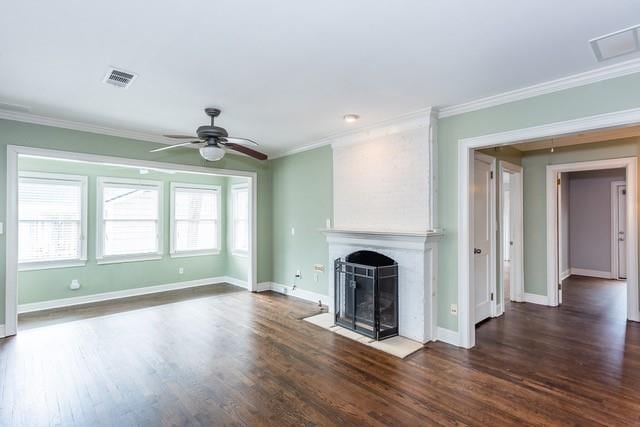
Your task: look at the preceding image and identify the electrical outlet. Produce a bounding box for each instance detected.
[325,218,331,229]
[313,264,325,273]
[450,304,458,315]
[69,279,80,290]
[291,227,295,236]
[295,269,301,278]
[178,267,184,274]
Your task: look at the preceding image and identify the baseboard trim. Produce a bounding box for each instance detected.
[0,324,5,339]
[17,276,244,314]
[570,268,613,279]
[256,282,330,306]
[222,276,249,289]
[523,292,549,306]
[436,327,460,347]
[560,269,571,281]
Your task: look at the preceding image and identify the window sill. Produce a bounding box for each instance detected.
[231,251,249,258]
[170,250,221,259]
[18,260,87,272]
[96,254,163,265]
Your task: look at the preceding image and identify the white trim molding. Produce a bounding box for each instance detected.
[17,276,245,314]
[256,282,329,306]
[436,327,460,347]
[439,58,640,118]
[458,108,640,349]
[570,268,613,279]
[5,145,259,337]
[523,293,549,306]
[0,324,5,339]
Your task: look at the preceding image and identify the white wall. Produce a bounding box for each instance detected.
[568,168,625,274]
[333,126,429,232]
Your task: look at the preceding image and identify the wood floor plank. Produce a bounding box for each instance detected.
[2,278,640,426]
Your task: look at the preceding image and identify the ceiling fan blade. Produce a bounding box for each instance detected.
[163,134,199,139]
[150,141,199,153]
[223,143,268,160]
[225,136,259,146]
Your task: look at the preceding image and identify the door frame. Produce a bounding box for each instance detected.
[546,158,638,315]
[611,180,627,280]
[473,152,498,321]
[4,145,259,337]
[497,161,524,312]
[458,107,640,348]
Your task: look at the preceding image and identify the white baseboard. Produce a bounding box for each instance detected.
[17,276,243,314]
[256,281,330,306]
[560,269,571,281]
[222,276,249,289]
[0,324,5,338]
[570,268,613,279]
[436,327,460,347]
[523,292,549,306]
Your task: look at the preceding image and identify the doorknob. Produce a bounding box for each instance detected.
[474,248,482,254]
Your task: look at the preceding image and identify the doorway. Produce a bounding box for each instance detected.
[547,158,638,318]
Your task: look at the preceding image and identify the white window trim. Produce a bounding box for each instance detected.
[18,171,88,271]
[230,183,249,257]
[169,182,222,258]
[96,176,164,264]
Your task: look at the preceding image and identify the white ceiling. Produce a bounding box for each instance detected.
[1,1,639,156]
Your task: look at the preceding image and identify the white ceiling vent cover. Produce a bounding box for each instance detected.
[103,67,137,88]
[590,25,640,62]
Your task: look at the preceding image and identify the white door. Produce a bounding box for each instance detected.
[474,153,494,323]
[618,184,627,279]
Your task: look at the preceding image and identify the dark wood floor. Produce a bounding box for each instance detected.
[2,276,640,426]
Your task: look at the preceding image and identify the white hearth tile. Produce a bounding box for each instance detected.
[303,313,423,359]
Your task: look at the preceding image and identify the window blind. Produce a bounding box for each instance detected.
[102,183,160,256]
[18,176,83,263]
[173,187,218,253]
[232,187,249,253]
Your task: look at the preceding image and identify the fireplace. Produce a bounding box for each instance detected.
[334,250,399,340]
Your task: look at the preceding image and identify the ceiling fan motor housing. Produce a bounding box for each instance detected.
[196,125,229,139]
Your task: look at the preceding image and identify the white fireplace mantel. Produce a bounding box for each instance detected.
[323,228,443,343]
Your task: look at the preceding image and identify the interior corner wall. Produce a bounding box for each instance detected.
[270,145,333,295]
[0,119,271,326]
[438,72,640,331]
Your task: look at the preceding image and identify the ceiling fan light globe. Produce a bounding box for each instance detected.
[199,145,225,161]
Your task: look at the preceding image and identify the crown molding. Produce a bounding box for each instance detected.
[271,108,437,159]
[0,109,173,145]
[438,57,640,118]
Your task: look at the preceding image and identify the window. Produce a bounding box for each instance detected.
[170,183,221,256]
[231,184,249,255]
[18,172,88,270]
[97,177,163,263]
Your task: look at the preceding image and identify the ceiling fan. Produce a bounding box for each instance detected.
[151,108,268,161]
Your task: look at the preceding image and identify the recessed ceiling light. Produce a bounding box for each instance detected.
[343,114,359,123]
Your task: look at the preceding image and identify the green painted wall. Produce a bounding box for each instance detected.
[271,146,333,295]
[0,119,270,324]
[16,157,236,304]
[225,176,250,281]
[521,137,640,296]
[437,72,640,331]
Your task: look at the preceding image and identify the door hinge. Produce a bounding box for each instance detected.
[623,189,627,195]
[490,171,494,179]
[490,292,494,301]
[558,283,562,291]
[557,177,561,185]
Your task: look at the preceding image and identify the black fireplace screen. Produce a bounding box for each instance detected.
[334,250,398,340]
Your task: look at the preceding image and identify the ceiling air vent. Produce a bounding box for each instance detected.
[103,67,137,88]
[590,25,640,62]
